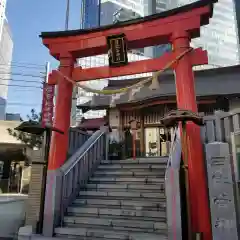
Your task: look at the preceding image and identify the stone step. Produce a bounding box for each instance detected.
[67,206,166,220]
[63,216,167,231]
[55,237,119,240]
[102,158,168,165]
[85,183,165,192]
[55,155,169,239]
[97,168,165,173]
[94,170,165,177]
[64,223,165,234]
[89,176,165,184]
[73,198,166,210]
[55,227,168,240]
[98,164,166,170]
[55,237,121,240]
[78,190,165,199]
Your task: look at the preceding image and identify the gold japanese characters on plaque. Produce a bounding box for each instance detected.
[107,33,128,67]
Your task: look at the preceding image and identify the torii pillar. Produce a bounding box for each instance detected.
[40,0,217,238]
[172,30,210,238]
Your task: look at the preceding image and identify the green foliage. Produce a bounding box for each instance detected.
[7,109,43,149]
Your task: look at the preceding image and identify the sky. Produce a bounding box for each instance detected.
[6,0,81,119]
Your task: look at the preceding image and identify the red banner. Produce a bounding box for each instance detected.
[41,83,55,128]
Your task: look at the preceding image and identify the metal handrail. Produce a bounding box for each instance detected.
[59,127,108,225]
[63,129,106,175]
[68,128,90,156]
[62,129,104,173]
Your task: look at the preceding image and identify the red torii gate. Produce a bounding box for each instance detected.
[41,0,216,238]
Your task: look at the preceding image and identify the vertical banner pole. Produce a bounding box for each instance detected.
[41,62,54,128]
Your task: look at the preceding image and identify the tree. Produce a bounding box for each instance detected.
[7,109,43,149]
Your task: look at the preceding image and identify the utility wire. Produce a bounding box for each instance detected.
[3,103,42,106]
[0,72,44,78]
[1,103,42,107]
[0,63,45,70]
[7,89,42,92]
[10,61,45,67]
[0,78,44,84]
[0,83,42,89]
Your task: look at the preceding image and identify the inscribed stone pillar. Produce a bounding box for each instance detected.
[25,149,45,232]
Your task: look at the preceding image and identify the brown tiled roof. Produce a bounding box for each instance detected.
[77,118,107,130]
[104,78,146,90]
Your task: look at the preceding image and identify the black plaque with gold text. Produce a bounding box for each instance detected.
[107,33,128,67]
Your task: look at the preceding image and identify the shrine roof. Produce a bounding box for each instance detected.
[40,0,217,39]
[77,64,240,112]
[105,78,145,90]
[77,117,107,130]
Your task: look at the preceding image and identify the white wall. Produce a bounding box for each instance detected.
[0,120,22,144]
[0,20,13,101]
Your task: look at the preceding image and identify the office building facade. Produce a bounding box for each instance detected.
[100,0,171,58]
[76,0,151,122]
[0,0,13,120]
[76,0,240,123]
[80,0,101,29]
[100,0,240,66]
[233,0,240,48]
[169,0,240,67]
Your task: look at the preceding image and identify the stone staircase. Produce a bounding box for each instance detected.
[54,157,168,240]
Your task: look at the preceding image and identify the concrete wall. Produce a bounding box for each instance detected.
[0,194,27,238]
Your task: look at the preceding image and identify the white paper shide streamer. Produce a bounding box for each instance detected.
[110,92,124,108]
[128,85,142,101]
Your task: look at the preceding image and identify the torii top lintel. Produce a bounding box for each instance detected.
[40,0,217,60]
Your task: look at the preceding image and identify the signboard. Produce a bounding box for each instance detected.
[41,83,55,128]
[107,33,128,67]
[205,143,238,240]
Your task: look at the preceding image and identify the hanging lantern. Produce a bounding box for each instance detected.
[149,75,160,90]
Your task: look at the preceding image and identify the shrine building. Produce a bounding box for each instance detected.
[77,64,240,157]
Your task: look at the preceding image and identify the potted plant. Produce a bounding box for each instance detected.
[108,140,123,160]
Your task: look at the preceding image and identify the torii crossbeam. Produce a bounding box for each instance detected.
[40,0,217,239]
